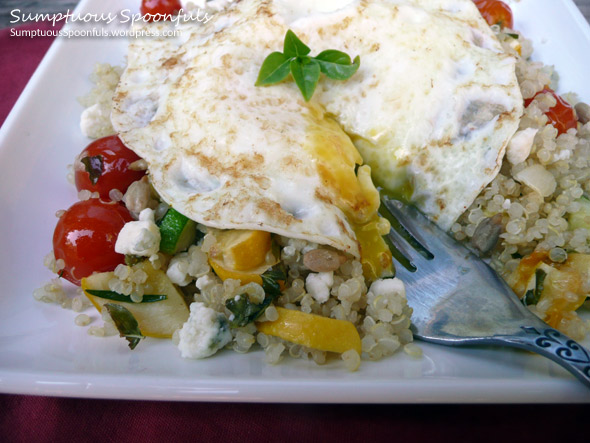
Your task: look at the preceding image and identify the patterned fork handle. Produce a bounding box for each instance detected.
[493,327,590,387]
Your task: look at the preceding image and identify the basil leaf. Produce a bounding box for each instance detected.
[283,29,311,57]
[261,265,286,297]
[225,267,286,327]
[255,30,360,101]
[315,49,352,65]
[226,294,267,327]
[125,255,145,266]
[290,58,320,102]
[86,289,167,303]
[81,155,103,185]
[316,52,360,80]
[523,289,536,306]
[534,269,547,300]
[522,268,547,306]
[255,51,292,86]
[104,303,144,350]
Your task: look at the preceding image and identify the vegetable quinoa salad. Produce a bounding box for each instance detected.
[35,0,590,371]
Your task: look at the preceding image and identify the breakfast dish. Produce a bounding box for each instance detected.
[0,0,584,400]
[35,0,590,368]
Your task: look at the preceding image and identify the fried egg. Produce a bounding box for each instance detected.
[278,0,523,229]
[111,0,380,258]
[111,0,523,257]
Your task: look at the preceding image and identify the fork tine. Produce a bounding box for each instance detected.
[380,222,417,272]
[381,197,453,260]
[381,199,433,260]
[381,198,433,258]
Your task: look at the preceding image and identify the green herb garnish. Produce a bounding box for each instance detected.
[226,294,268,328]
[81,155,103,185]
[125,255,145,266]
[256,30,360,101]
[260,266,285,298]
[104,303,144,350]
[225,266,286,327]
[506,33,519,39]
[522,268,547,306]
[86,289,167,303]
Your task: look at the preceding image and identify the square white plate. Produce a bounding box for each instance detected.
[1,0,589,403]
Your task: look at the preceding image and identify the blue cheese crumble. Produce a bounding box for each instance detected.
[177,302,231,359]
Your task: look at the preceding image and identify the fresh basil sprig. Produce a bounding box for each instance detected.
[256,30,360,101]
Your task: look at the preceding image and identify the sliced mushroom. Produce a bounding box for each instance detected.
[575,102,590,125]
[123,176,153,215]
[470,214,503,256]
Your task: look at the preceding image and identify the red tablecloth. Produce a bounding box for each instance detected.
[1,22,588,442]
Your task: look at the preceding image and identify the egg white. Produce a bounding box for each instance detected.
[111,0,523,254]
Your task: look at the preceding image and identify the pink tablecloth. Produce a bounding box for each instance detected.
[0,21,588,443]
[0,21,61,126]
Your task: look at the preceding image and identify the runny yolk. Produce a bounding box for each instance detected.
[304,105,393,281]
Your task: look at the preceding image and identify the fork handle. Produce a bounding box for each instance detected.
[494,326,590,388]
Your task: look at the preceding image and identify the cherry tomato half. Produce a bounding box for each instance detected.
[525,88,577,135]
[473,0,514,29]
[140,0,182,21]
[53,199,134,286]
[75,135,145,200]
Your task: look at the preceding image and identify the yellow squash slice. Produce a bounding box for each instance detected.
[208,229,277,285]
[256,307,362,355]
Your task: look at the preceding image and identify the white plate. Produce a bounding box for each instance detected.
[0,0,589,403]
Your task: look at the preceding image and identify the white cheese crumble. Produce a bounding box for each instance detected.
[367,278,407,318]
[80,103,110,139]
[166,253,192,286]
[514,164,557,197]
[177,302,232,359]
[506,128,538,165]
[115,208,161,257]
[196,273,217,292]
[369,278,406,299]
[305,271,334,304]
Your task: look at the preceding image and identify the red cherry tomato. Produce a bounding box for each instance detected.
[140,0,182,21]
[53,199,134,286]
[473,0,514,29]
[524,88,577,135]
[75,135,145,200]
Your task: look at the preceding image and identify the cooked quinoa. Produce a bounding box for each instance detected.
[163,233,412,365]
[454,26,590,340]
[77,63,122,139]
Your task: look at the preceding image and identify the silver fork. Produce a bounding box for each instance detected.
[380,197,590,388]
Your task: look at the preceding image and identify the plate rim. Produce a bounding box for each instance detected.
[1,0,590,403]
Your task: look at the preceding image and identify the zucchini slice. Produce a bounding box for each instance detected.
[158,208,198,255]
[82,261,190,338]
